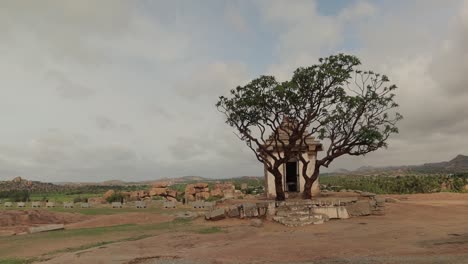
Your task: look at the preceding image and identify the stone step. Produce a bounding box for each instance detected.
[276,210,310,217]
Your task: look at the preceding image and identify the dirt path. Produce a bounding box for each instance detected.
[37,193,468,264]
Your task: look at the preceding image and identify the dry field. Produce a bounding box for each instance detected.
[1,193,468,264]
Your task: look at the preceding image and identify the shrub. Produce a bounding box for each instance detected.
[105,192,125,203]
[73,196,88,203]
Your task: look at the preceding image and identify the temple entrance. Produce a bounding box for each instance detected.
[285,161,299,192]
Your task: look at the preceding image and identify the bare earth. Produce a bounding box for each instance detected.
[1,193,468,264]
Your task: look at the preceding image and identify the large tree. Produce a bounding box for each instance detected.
[216,54,402,200]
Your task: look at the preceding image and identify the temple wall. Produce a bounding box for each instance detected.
[265,151,320,198]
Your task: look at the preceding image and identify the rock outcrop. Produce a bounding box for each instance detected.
[185,183,210,201]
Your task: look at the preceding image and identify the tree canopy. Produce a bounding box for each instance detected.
[216,54,402,200]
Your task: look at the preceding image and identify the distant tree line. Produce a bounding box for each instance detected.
[321,173,468,194]
[0,190,30,202]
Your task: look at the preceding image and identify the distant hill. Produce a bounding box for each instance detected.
[0,177,64,193]
[1,175,263,192]
[332,154,468,176]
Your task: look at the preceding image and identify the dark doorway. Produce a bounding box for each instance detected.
[285,161,298,192]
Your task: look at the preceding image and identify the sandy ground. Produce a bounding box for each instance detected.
[23,193,467,264]
[65,213,174,229]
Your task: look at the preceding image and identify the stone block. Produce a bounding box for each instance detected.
[345,201,371,216]
[312,206,340,219]
[17,202,25,208]
[81,203,90,208]
[361,192,376,197]
[63,202,74,208]
[204,201,215,210]
[46,202,55,208]
[163,201,176,208]
[111,202,122,208]
[4,202,12,207]
[205,208,225,221]
[191,201,205,209]
[135,201,146,208]
[31,202,41,208]
[29,224,64,234]
[337,206,350,219]
[227,206,240,218]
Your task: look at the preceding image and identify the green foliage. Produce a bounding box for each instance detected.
[0,258,37,264]
[73,196,88,203]
[205,196,222,202]
[321,174,468,194]
[169,183,187,193]
[195,227,223,234]
[105,192,125,203]
[0,190,30,202]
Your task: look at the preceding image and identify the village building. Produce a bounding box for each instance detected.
[262,119,323,198]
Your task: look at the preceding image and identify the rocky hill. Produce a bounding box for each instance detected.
[0,177,64,193]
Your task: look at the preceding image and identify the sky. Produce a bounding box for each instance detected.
[1,0,468,182]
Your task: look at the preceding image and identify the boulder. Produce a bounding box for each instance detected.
[195,183,209,188]
[185,184,197,195]
[152,182,169,188]
[223,189,235,199]
[195,192,210,200]
[149,188,167,196]
[166,196,177,202]
[12,176,23,183]
[166,189,178,198]
[185,194,196,202]
[210,188,223,197]
[205,208,225,221]
[241,183,248,190]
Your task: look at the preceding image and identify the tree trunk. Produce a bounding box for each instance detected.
[273,170,286,201]
[303,167,320,199]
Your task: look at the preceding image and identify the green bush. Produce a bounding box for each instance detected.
[73,196,88,203]
[105,192,125,203]
[0,190,30,202]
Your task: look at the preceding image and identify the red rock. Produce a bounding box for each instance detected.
[149,188,167,196]
[152,182,169,188]
[103,190,115,200]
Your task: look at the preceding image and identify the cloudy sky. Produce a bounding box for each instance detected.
[1,0,468,182]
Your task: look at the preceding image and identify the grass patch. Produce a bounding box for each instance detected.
[195,226,223,234]
[48,207,164,215]
[47,234,153,255]
[0,258,38,264]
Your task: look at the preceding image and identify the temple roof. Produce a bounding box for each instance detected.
[260,117,323,153]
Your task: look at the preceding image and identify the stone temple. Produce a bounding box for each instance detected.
[261,119,323,198]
